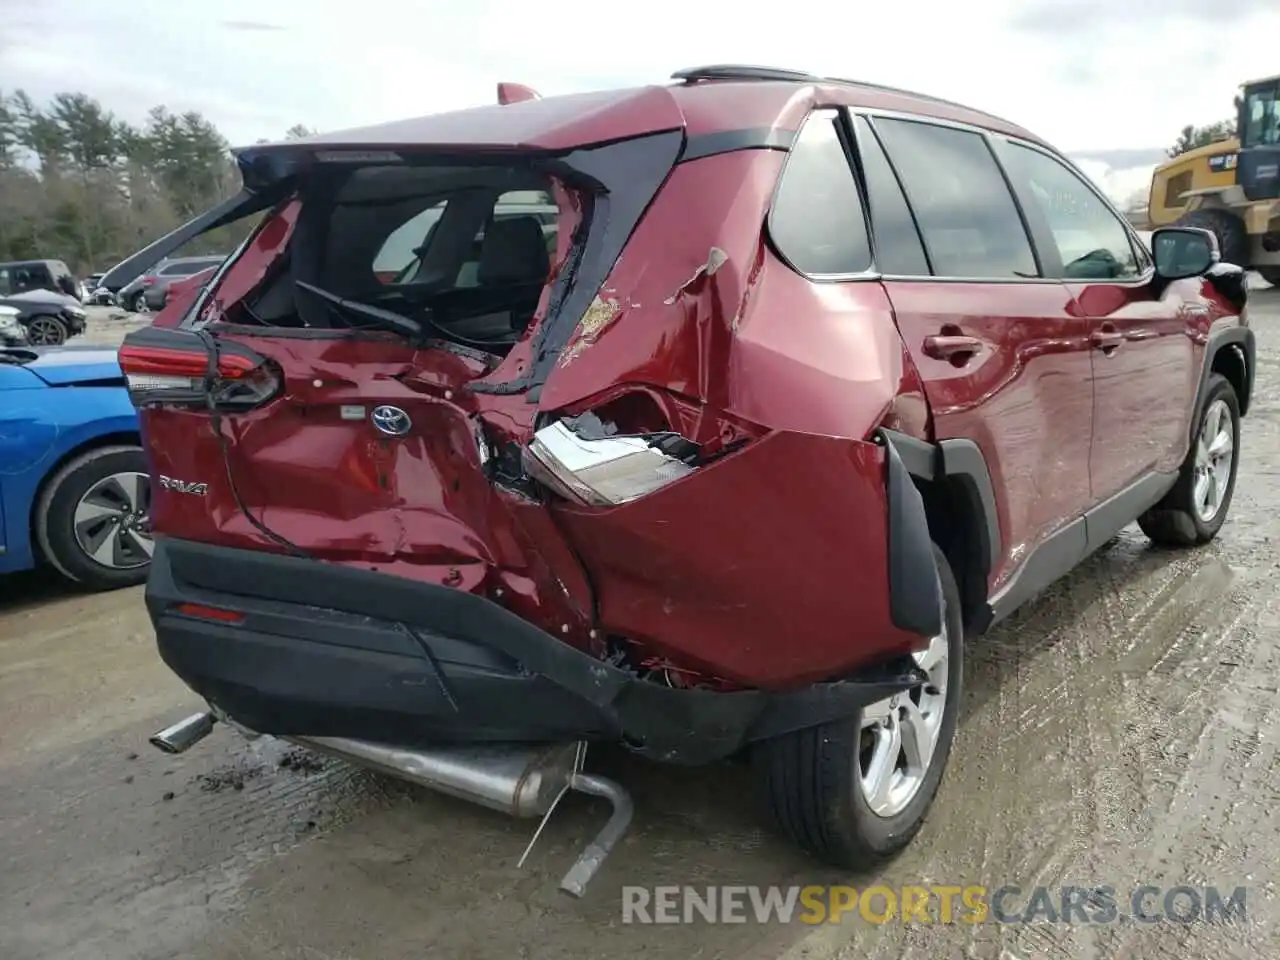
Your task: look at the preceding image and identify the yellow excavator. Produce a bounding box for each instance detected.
[1148,73,1280,285]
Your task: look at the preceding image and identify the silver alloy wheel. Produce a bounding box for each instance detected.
[72,471,154,569]
[27,316,65,345]
[1193,398,1234,523]
[133,294,150,314]
[858,619,950,818]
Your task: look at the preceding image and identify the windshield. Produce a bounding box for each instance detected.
[1242,83,1280,148]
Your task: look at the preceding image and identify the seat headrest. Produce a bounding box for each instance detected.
[477,216,551,286]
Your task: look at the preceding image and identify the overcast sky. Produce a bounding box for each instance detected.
[3,0,1277,168]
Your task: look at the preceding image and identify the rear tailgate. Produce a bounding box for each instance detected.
[117,100,687,645]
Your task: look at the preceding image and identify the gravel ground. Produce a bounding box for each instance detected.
[2,292,1279,959]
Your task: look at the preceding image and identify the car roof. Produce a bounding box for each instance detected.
[236,65,1046,159]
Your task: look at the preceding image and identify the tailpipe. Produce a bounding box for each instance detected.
[149,711,216,754]
[287,737,632,896]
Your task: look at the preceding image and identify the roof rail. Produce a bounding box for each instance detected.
[669,65,1017,129]
[823,76,1012,124]
[671,64,819,84]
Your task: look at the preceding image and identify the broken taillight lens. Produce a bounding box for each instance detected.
[118,334,279,410]
[523,419,698,507]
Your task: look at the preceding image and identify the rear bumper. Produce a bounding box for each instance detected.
[147,537,926,765]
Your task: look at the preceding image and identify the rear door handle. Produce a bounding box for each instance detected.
[1090,330,1125,352]
[922,334,983,362]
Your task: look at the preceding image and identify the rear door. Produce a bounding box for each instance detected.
[857,113,1095,592]
[995,139,1197,500]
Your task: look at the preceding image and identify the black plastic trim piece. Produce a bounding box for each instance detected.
[1083,471,1177,553]
[883,438,943,637]
[878,428,937,480]
[1190,326,1256,439]
[988,470,1176,625]
[680,127,796,162]
[147,538,927,765]
[938,438,1002,568]
[469,129,686,397]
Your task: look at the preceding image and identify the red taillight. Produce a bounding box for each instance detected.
[117,331,279,410]
[118,344,256,380]
[173,602,245,624]
[140,275,157,286]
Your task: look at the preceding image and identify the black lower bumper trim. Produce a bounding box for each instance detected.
[147,538,925,765]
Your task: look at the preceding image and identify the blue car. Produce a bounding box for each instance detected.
[1,345,153,590]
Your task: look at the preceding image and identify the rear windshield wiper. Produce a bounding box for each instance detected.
[295,280,421,338]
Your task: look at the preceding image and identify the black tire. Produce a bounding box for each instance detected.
[130,291,149,314]
[752,544,963,867]
[1175,207,1250,268]
[25,314,68,345]
[34,445,154,591]
[1258,266,1280,288]
[1138,373,1241,547]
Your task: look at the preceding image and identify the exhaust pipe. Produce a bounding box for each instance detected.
[149,711,216,754]
[147,713,633,895]
[288,737,632,896]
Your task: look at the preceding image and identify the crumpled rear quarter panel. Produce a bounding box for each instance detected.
[553,431,923,689]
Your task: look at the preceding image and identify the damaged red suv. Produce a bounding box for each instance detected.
[111,65,1254,885]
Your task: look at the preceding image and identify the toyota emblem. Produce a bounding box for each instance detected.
[371,405,412,437]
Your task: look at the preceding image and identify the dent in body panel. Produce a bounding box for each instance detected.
[885,280,1093,590]
[1069,275,1203,499]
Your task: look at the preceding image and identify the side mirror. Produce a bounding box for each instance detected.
[1151,226,1218,280]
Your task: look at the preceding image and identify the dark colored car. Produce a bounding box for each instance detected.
[0,259,82,302]
[113,65,1254,884]
[0,289,88,345]
[115,255,226,313]
[83,273,116,305]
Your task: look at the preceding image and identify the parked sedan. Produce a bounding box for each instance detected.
[0,290,87,345]
[0,345,151,590]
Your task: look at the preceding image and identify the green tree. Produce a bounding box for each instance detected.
[1168,95,1245,158]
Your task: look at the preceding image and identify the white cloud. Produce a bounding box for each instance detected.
[3,0,1277,158]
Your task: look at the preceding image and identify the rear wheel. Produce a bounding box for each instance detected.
[26,314,68,345]
[1138,373,1240,547]
[1258,266,1280,287]
[752,544,963,867]
[1175,207,1249,267]
[34,446,154,591]
[130,291,149,314]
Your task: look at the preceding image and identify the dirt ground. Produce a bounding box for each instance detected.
[3,293,1280,959]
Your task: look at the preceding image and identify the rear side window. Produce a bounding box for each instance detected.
[0,268,10,296]
[852,115,930,276]
[872,118,1037,279]
[769,109,871,276]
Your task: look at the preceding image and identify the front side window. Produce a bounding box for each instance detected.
[1001,143,1142,281]
[872,118,1037,279]
[769,109,872,276]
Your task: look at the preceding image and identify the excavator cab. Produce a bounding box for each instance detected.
[1238,75,1280,201]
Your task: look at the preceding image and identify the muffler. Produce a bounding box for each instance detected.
[149,711,215,754]
[287,737,633,896]
[147,712,633,896]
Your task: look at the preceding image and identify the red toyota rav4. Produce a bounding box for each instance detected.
[110,65,1254,887]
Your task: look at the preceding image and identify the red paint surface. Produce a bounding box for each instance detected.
[128,82,1243,692]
